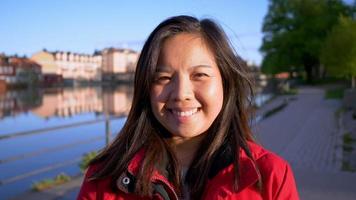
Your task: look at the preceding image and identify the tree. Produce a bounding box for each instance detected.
[321,16,356,88]
[260,0,350,83]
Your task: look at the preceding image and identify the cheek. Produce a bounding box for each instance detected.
[214,86,224,113]
[201,81,224,108]
[150,87,166,110]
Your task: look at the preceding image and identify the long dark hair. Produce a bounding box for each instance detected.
[89,15,258,199]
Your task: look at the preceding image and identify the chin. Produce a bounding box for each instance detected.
[171,130,205,139]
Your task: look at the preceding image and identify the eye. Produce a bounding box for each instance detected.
[192,72,210,80]
[153,75,171,84]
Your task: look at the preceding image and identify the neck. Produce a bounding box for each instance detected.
[168,134,205,168]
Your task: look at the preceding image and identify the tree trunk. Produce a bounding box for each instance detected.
[352,76,355,88]
[305,64,313,83]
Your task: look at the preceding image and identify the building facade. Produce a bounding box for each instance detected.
[31,50,102,82]
[0,54,42,86]
[0,55,15,84]
[101,48,139,74]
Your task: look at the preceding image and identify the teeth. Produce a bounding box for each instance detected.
[172,108,198,117]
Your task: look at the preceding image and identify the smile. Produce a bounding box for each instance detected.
[171,108,199,117]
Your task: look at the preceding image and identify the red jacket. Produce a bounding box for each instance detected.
[77,142,299,200]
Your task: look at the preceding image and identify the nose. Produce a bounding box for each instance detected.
[169,75,193,101]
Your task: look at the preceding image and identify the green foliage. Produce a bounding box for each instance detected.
[321,16,356,85]
[260,0,351,82]
[342,132,355,153]
[341,132,356,172]
[32,173,71,191]
[79,151,98,172]
[310,77,347,85]
[343,132,356,145]
[325,88,344,99]
[280,88,298,95]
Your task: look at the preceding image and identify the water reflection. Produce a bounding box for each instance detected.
[102,86,133,117]
[0,88,42,119]
[0,85,133,199]
[0,86,133,120]
[33,88,103,118]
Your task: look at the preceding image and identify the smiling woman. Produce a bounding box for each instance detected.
[77,15,299,200]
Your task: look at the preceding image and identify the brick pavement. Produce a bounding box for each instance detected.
[255,87,343,172]
[254,87,356,200]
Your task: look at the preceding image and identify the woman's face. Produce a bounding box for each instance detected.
[150,33,224,140]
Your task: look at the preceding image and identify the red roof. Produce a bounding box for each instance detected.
[9,57,41,70]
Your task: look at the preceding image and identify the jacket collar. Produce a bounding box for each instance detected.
[118,141,266,197]
[237,141,265,192]
[203,141,265,195]
[117,149,178,200]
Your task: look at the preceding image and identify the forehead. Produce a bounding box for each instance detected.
[157,33,216,69]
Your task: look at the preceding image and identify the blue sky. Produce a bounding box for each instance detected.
[1,0,269,65]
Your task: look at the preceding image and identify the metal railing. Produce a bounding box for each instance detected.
[0,114,122,186]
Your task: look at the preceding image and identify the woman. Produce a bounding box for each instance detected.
[77,15,299,200]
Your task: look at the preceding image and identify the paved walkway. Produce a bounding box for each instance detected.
[254,87,356,200]
[12,86,356,200]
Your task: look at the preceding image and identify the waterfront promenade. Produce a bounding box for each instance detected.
[12,86,356,200]
[254,87,356,199]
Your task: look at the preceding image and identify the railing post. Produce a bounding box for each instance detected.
[105,112,111,146]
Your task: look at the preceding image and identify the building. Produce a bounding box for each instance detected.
[0,54,42,86]
[10,57,42,85]
[0,54,14,85]
[31,48,139,84]
[31,50,102,84]
[101,48,138,73]
[101,48,139,82]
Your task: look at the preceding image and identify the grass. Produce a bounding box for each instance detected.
[343,132,356,145]
[32,173,71,191]
[79,151,98,172]
[325,88,344,99]
[310,77,346,85]
[31,150,98,191]
[279,88,299,95]
[342,132,356,172]
[342,132,354,152]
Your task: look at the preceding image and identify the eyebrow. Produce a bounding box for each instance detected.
[155,66,172,73]
[190,65,213,69]
[155,65,213,72]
